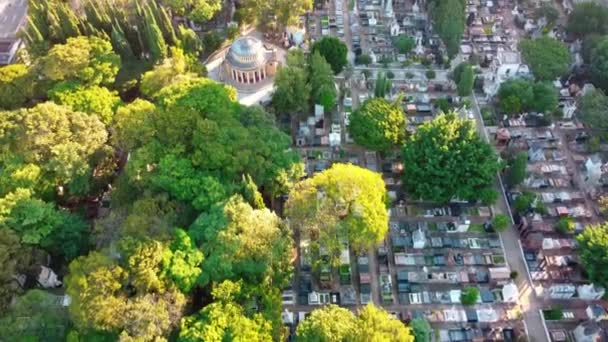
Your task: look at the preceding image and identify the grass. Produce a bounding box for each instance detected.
[428,222,438,232]
[468,223,485,233]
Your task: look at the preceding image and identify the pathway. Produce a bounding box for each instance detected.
[470,93,549,342]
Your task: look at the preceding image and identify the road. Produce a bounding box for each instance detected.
[470,93,549,342]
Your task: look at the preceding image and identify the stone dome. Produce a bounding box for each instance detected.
[226,36,267,70]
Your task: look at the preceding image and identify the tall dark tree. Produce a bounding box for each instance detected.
[311,37,348,74]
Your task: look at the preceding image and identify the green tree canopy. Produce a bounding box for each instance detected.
[286,163,388,262]
[429,0,465,57]
[311,37,348,74]
[497,79,557,114]
[577,223,608,288]
[40,36,120,86]
[239,0,312,27]
[567,2,608,37]
[401,112,500,202]
[348,98,405,152]
[590,37,608,92]
[0,228,31,311]
[272,62,311,117]
[394,35,415,54]
[461,287,480,305]
[48,82,122,124]
[505,151,528,188]
[0,64,37,110]
[456,63,474,96]
[167,0,222,23]
[190,195,293,288]
[65,240,188,340]
[296,304,414,342]
[178,280,273,342]
[410,318,432,342]
[295,305,357,341]
[577,89,608,132]
[0,102,110,197]
[520,37,570,81]
[309,51,337,112]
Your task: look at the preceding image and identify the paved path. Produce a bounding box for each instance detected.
[470,93,549,342]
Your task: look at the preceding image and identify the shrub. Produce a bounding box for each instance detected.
[555,217,575,234]
[386,70,395,79]
[426,69,436,79]
[405,72,414,79]
[543,307,563,320]
[460,287,480,305]
[492,214,510,232]
[510,271,518,279]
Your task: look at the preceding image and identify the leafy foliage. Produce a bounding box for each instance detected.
[429,0,466,57]
[40,36,120,86]
[286,163,388,262]
[0,64,37,110]
[190,196,293,288]
[578,223,608,288]
[167,0,222,23]
[456,64,474,96]
[348,98,405,151]
[555,217,575,234]
[492,214,509,232]
[497,79,557,114]
[505,151,528,188]
[0,229,31,311]
[567,2,608,37]
[520,37,570,81]
[410,318,432,342]
[311,37,348,74]
[48,82,122,124]
[394,35,415,54]
[309,52,337,111]
[590,37,608,92]
[239,0,312,27]
[578,89,608,132]
[460,287,480,305]
[401,112,500,202]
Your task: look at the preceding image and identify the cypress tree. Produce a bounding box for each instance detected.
[47,8,65,43]
[22,17,49,57]
[111,22,136,61]
[56,3,81,39]
[157,5,178,46]
[146,20,167,62]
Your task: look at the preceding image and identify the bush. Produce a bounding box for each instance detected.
[421,57,432,67]
[405,72,414,79]
[426,69,436,79]
[355,54,372,65]
[555,217,575,234]
[460,287,480,305]
[492,214,510,232]
[386,71,395,79]
[510,271,518,279]
[543,307,563,320]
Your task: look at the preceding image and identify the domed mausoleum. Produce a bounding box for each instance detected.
[223,36,277,85]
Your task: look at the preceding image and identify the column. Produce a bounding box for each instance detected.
[249,72,253,84]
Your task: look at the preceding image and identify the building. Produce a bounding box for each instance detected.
[0,0,28,65]
[223,36,277,85]
[483,51,531,98]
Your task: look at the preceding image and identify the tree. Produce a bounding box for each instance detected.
[577,223,608,288]
[145,17,168,62]
[0,102,110,197]
[167,0,222,23]
[505,151,528,188]
[0,64,36,109]
[531,82,558,113]
[410,318,432,342]
[311,37,348,74]
[598,196,608,216]
[535,3,559,27]
[65,243,187,340]
[112,99,157,150]
[401,112,500,202]
[354,304,414,342]
[492,214,509,232]
[520,37,570,81]
[309,52,337,112]
[239,0,312,28]
[426,69,436,79]
[190,196,293,288]
[0,229,31,311]
[295,305,357,341]
[179,280,273,342]
[582,34,602,64]
[161,228,204,293]
[374,72,392,98]
[0,289,71,341]
[457,64,474,96]
[429,0,466,58]
[460,287,480,305]
[394,35,415,54]
[48,82,122,124]
[355,54,372,65]
[567,2,608,37]
[40,36,120,86]
[497,79,534,114]
[286,164,388,262]
[348,98,405,152]
[513,191,545,214]
[272,63,311,117]
[140,48,196,98]
[555,217,575,234]
[578,89,608,132]
[110,22,135,61]
[590,37,608,91]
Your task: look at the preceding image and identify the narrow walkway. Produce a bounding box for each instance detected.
[471,93,549,342]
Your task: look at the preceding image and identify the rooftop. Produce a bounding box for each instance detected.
[0,0,27,39]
